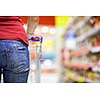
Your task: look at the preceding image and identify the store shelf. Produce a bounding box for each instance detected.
[70,46,100,56]
[77,24,100,42]
[64,69,93,83]
[91,46,100,53]
[66,16,91,33]
[65,16,78,31]
[70,47,89,56]
[73,17,91,32]
[64,68,100,83]
[71,64,89,70]
[62,16,100,83]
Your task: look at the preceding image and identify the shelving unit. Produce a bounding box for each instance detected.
[77,24,100,42]
[62,16,100,83]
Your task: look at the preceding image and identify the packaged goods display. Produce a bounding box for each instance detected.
[62,17,100,83]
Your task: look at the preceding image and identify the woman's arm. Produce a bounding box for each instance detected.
[27,16,39,35]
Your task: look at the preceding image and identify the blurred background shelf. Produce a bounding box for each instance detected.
[62,16,100,83]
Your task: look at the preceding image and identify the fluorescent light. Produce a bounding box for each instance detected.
[49,28,56,35]
[41,26,49,33]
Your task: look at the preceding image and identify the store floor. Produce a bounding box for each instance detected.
[28,63,59,83]
[28,73,59,83]
[0,72,59,83]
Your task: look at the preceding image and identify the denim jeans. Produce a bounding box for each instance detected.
[0,40,30,83]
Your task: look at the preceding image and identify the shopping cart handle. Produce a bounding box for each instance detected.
[29,36,43,43]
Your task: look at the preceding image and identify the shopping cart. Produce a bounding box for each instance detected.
[29,36,43,83]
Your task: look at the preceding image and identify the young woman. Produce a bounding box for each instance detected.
[0,16,38,83]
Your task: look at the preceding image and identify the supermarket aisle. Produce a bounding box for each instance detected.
[25,16,100,83]
[61,16,100,83]
[22,16,72,83]
[28,26,60,83]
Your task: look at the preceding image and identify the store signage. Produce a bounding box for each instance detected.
[55,16,72,28]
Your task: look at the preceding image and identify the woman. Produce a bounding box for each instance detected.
[0,16,37,83]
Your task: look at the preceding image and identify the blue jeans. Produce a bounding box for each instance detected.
[0,40,30,83]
